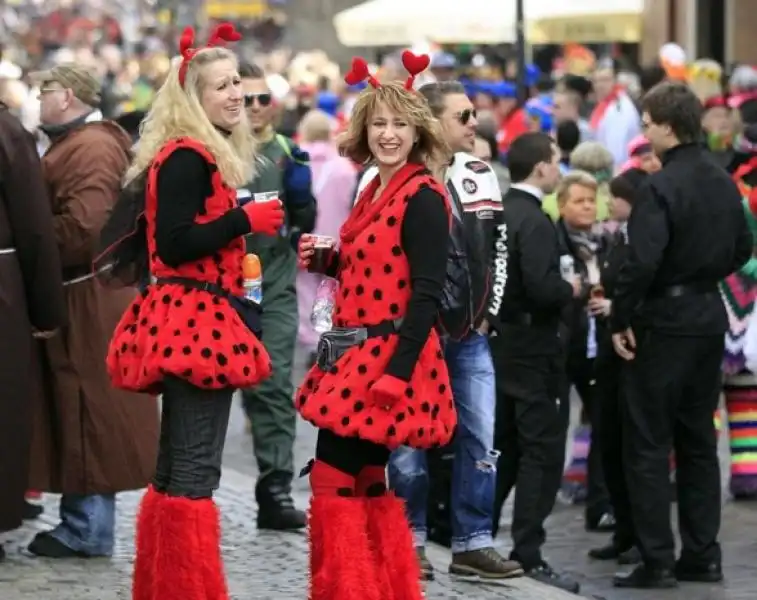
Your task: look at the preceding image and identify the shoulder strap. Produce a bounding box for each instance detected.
[153,136,217,167]
[275,134,293,159]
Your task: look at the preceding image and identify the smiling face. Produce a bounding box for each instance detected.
[241,76,274,132]
[367,101,417,169]
[198,58,243,130]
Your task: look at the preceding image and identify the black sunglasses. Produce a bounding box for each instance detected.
[457,108,477,125]
[244,93,272,108]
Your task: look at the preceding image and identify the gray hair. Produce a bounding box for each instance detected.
[556,170,598,205]
[730,65,757,92]
[570,141,614,178]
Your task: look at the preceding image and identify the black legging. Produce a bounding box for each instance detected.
[594,336,635,547]
[315,428,390,476]
[153,376,234,499]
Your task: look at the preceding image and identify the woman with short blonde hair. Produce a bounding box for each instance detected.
[102,24,285,600]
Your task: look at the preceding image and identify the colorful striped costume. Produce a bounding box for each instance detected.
[719,194,757,499]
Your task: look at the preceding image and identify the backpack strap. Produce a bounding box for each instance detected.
[275,134,309,165]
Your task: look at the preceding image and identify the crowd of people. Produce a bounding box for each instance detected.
[1,13,757,600]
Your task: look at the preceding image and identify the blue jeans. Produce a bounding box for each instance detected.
[388,332,499,554]
[48,494,116,556]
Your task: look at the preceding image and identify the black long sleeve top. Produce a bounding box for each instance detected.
[154,148,251,267]
[383,188,450,381]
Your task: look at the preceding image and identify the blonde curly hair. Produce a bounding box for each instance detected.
[125,47,255,188]
[339,81,449,168]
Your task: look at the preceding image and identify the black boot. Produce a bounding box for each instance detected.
[588,539,632,560]
[256,472,306,531]
[613,564,677,588]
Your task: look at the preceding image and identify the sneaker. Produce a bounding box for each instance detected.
[416,547,435,581]
[526,562,580,594]
[449,547,524,582]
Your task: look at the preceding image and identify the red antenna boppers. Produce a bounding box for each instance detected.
[178,22,242,87]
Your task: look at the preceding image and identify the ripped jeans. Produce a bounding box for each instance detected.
[389,332,499,554]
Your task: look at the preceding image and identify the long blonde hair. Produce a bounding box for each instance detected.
[125,47,255,187]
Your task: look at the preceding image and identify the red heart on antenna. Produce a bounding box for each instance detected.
[401,50,430,75]
[345,57,370,85]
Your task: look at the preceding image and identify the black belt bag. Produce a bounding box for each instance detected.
[155,277,262,338]
[317,318,402,372]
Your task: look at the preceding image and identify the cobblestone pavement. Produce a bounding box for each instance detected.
[1,353,754,600]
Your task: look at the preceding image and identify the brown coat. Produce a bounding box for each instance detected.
[0,107,66,532]
[28,116,159,495]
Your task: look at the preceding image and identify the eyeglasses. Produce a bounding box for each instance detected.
[244,93,272,108]
[456,108,477,125]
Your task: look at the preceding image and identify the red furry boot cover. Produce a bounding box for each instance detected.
[364,492,424,600]
[132,486,163,600]
[151,495,210,600]
[195,498,229,600]
[308,460,379,600]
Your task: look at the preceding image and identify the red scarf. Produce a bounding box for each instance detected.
[590,85,624,130]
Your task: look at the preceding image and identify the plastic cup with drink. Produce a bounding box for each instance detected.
[309,235,337,272]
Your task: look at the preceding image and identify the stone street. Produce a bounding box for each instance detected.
[1,354,755,600]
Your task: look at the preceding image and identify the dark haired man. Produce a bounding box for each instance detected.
[487,132,581,593]
[238,62,316,531]
[611,81,752,588]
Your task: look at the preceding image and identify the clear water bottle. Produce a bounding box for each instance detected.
[311,278,338,334]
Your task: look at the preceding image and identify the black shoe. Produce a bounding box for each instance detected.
[27,532,86,558]
[0,544,5,562]
[674,560,723,583]
[588,541,632,561]
[256,472,306,531]
[613,564,677,588]
[526,562,580,594]
[586,512,616,532]
[617,546,642,565]
[23,500,44,520]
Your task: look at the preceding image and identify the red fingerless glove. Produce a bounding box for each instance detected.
[242,200,285,236]
[370,374,407,410]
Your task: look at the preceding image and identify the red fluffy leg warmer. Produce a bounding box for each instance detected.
[364,492,424,600]
[196,498,229,600]
[308,461,379,600]
[132,486,162,600]
[149,495,227,600]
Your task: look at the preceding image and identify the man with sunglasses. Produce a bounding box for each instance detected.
[237,62,316,532]
[381,80,523,583]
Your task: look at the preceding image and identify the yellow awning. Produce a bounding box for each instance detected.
[526,0,643,44]
[528,14,642,44]
[205,0,269,19]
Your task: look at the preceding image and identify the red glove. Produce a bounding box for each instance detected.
[242,199,285,235]
[370,374,407,411]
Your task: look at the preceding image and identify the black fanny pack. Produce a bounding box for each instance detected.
[317,318,402,372]
[155,277,262,338]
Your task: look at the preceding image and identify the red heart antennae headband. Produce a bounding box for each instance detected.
[178,22,243,87]
[344,50,431,91]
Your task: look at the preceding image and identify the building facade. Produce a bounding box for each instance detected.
[642,0,757,66]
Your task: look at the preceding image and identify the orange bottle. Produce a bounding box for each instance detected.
[242,254,262,303]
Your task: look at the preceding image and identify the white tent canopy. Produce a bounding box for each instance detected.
[334,0,644,47]
[334,0,517,47]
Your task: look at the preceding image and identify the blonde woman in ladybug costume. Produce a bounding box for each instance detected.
[100,24,285,600]
[297,52,457,600]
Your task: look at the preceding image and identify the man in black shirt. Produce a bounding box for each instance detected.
[487,132,581,593]
[611,82,752,589]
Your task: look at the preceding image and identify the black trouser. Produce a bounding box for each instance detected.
[315,428,390,476]
[594,337,634,547]
[621,330,723,569]
[153,376,234,498]
[566,354,611,520]
[492,349,571,569]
